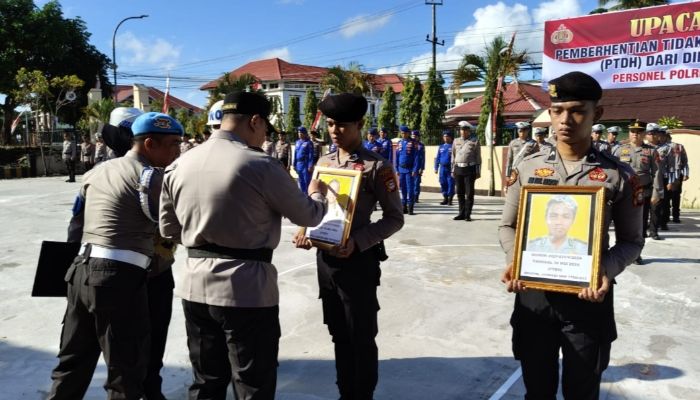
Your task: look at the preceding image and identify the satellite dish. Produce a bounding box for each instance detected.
[65,90,77,101]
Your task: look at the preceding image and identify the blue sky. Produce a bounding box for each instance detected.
[37,0,615,108]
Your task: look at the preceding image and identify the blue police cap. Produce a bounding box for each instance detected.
[369,127,378,136]
[380,127,389,133]
[442,129,453,137]
[131,112,184,137]
[399,125,410,133]
[411,130,420,136]
[297,126,308,134]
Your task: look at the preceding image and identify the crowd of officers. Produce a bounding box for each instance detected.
[506,117,690,264]
[47,69,691,400]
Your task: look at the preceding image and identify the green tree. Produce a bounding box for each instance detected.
[208,72,261,105]
[420,68,447,143]
[302,88,318,129]
[321,62,374,95]
[378,86,397,133]
[452,36,527,144]
[79,97,115,134]
[399,75,422,130]
[13,68,84,132]
[1,0,111,144]
[658,116,683,129]
[286,96,301,133]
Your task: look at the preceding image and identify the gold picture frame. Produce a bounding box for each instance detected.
[302,166,363,250]
[512,185,606,294]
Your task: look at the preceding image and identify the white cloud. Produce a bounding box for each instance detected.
[116,31,181,70]
[376,0,582,76]
[258,47,292,61]
[340,14,392,39]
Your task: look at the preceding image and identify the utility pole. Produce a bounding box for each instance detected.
[425,1,444,71]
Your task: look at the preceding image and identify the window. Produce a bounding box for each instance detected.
[370,104,376,116]
[269,83,279,89]
[262,84,268,90]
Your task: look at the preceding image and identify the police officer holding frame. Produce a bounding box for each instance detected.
[160,91,328,399]
[499,71,643,400]
[293,93,404,400]
[49,112,184,400]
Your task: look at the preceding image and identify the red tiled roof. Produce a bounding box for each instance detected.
[445,81,550,117]
[199,58,404,93]
[115,85,203,113]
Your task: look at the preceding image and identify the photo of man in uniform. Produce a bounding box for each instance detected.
[527,195,589,255]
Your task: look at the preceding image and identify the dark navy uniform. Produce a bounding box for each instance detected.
[434,131,455,204]
[294,130,315,193]
[396,131,418,212]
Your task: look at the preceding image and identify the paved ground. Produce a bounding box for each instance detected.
[1,176,699,400]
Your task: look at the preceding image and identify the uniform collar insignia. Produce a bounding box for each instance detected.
[546,149,557,162]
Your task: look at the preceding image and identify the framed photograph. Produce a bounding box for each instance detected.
[302,166,362,250]
[512,185,606,294]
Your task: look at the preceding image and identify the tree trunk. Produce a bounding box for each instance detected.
[2,97,16,145]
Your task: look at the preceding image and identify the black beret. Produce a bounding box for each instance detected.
[222,91,271,118]
[318,93,368,122]
[547,71,602,103]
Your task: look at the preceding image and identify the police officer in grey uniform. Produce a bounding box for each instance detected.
[506,121,534,177]
[617,124,664,250]
[452,120,481,221]
[645,123,675,232]
[527,195,589,255]
[62,132,77,182]
[159,91,328,400]
[294,93,404,400]
[499,71,643,400]
[591,123,610,153]
[607,126,622,157]
[664,129,690,223]
[511,127,553,175]
[49,112,184,400]
[275,133,292,171]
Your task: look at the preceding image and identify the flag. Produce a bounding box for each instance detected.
[311,88,332,131]
[10,111,24,134]
[162,75,170,114]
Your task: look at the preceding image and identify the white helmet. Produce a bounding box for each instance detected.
[515,121,531,129]
[207,100,224,126]
[458,120,473,129]
[109,107,143,128]
[592,123,606,132]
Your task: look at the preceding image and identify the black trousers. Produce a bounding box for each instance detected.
[511,293,614,400]
[660,180,671,227]
[49,256,150,400]
[317,249,381,400]
[670,179,683,221]
[64,159,76,181]
[143,269,175,400]
[182,300,280,400]
[454,168,477,218]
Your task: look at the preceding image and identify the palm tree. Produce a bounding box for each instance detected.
[594,0,668,13]
[451,36,528,143]
[210,72,261,105]
[83,98,115,123]
[321,62,374,95]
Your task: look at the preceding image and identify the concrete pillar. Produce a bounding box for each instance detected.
[133,84,151,112]
[87,88,102,105]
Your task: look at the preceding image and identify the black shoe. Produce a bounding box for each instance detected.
[652,234,662,240]
[415,198,420,203]
[672,219,681,223]
[409,205,415,215]
[440,197,448,205]
[403,205,408,214]
[465,216,472,221]
[660,225,669,231]
[453,215,465,221]
[448,196,454,206]
[634,256,643,265]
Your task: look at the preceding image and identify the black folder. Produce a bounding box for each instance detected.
[31,241,81,297]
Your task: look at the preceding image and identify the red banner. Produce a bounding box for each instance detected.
[543,2,700,89]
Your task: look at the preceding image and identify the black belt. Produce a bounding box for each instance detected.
[187,244,273,263]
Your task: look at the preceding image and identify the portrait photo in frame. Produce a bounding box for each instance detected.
[512,185,606,294]
[303,166,362,250]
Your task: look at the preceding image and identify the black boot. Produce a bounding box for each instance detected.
[409,204,415,215]
[403,205,408,215]
[465,200,474,221]
[448,195,454,206]
[453,196,466,220]
[440,196,448,205]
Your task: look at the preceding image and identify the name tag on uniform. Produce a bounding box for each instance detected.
[528,177,558,185]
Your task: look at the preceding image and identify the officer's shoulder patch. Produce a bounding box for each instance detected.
[506,170,518,187]
[378,164,398,193]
